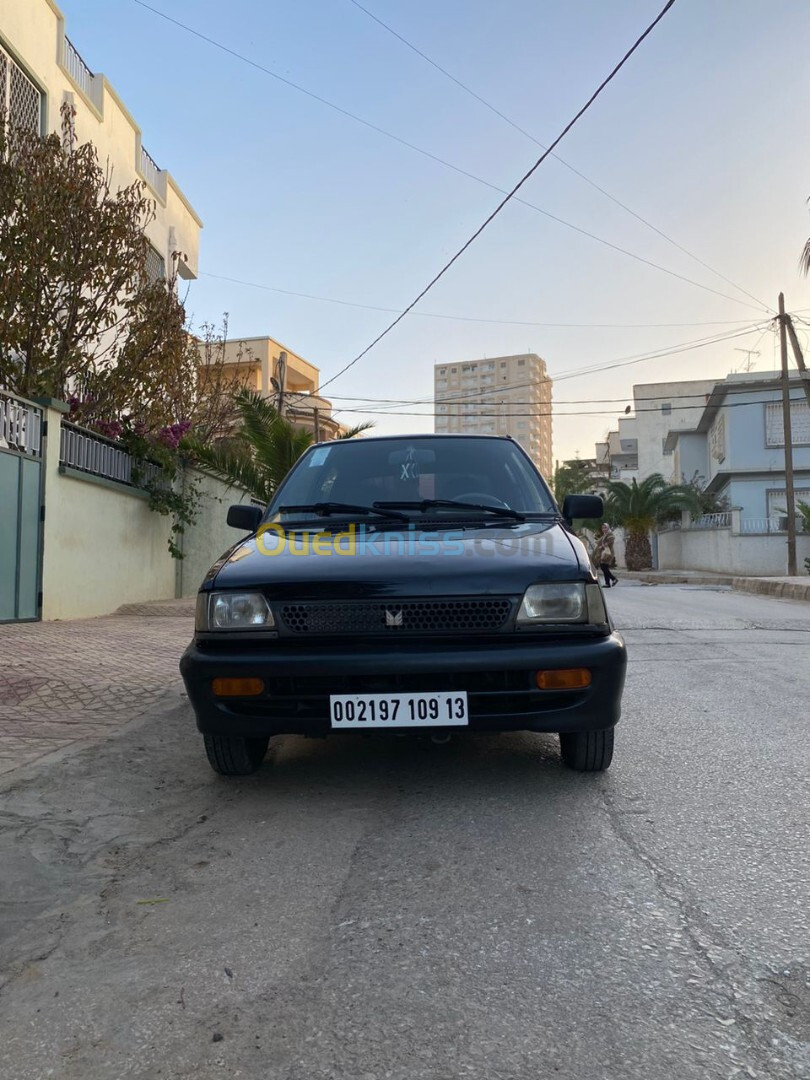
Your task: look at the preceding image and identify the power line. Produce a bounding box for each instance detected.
[302,322,768,412]
[200,270,759,329]
[332,391,802,419]
[131,2,765,316]
[552,324,771,382]
[326,380,796,410]
[347,0,771,313]
[317,0,681,394]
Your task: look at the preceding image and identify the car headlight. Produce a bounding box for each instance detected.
[518,583,586,623]
[196,591,275,631]
[517,583,607,625]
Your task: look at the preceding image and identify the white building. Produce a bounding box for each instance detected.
[0,0,201,283]
[595,417,639,487]
[632,379,717,481]
[595,379,717,485]
[434,353,553,477]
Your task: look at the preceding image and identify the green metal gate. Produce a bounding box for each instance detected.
[0,391,43,621]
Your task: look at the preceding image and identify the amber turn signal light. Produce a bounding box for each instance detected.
[535,668,592,690]
[212,677,265,697]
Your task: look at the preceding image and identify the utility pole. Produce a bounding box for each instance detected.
[778,293,797,576]
[313,407,321,443]
[783,314,810,410]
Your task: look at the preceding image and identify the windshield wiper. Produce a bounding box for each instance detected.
[374,499,525,521]
[277,502,410,522]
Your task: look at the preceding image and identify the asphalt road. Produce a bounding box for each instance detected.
[1,584,808,1080]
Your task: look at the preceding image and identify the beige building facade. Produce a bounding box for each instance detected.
[0,0,201,281]
[202,336,343,441]
[595,378,717,486]
[434,353,553,477]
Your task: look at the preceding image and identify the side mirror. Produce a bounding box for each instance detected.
[227,504,263,532]
[562,494,603,524]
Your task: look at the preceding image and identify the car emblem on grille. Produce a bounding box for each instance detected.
[385,608,404,627]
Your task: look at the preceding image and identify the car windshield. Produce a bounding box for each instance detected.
[267,437,556,521]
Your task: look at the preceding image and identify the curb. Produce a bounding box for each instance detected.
[621,571,810,602]
[623,572,733,587]
[731,577,810,602]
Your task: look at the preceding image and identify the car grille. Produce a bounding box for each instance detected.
[277,598,514,636]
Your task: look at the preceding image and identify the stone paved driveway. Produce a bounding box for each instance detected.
[0,601,193,775]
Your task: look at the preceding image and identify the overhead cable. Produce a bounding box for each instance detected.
[316,0,681,394]
[130,2,764,318]
[201,271,759,329]
[333,391,802,419]
[347,0,771,312]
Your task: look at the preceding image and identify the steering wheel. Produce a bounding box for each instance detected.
[453,492,511,509]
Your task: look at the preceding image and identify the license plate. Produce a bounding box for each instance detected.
[329,691,468,729]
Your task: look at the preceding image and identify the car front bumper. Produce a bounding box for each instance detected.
[180,632,627,738]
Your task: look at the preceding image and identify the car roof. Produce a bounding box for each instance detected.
[321,433,515,446]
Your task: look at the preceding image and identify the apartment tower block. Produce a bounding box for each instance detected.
[434,353,553,477]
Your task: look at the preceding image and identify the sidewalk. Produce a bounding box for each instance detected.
[0,606,192,777]
[622,569,810,601]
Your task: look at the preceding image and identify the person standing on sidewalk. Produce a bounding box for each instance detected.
[594,522,619,588]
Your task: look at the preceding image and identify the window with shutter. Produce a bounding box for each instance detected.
[0,44,42,135]
[764,401,810,446]
[145,244,166,284]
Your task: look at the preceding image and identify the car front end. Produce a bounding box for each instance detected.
[180,435,627,774]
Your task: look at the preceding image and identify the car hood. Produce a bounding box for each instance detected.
[204,520,592,600]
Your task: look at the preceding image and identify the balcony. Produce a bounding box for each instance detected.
[139,143,167,201]
[62,36,103,112]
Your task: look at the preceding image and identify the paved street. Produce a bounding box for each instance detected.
[0,584,808,1080]
[0,606,191,775]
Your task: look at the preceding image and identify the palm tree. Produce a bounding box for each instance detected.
[187,388,372,503]
[605,473,700,571]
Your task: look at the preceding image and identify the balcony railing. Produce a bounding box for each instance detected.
[62,37,103,111]
[139,144,166,199]
[740,517,786,535]
[691,512,732,530]
[59,421,164,489]
[0,390,42,457]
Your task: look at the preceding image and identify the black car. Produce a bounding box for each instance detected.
[180,434,627,776]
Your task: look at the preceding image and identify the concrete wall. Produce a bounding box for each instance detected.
[176,470,258,597]
[657,527,810,577]
[41,423,176,620]
[39,407,255,619]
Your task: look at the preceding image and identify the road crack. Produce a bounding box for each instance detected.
[599,788,801,1079]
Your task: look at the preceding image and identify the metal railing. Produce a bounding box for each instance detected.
[62,37,102,110]
[740,517,786,535]
[0,390,42,456]
[139,144,166,198]
[691,512,732,530]
[59,421,164,489]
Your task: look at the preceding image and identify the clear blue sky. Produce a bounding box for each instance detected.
[58,0,810,462]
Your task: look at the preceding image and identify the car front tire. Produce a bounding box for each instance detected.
[559,728,614,772]
[203,734,269,776]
